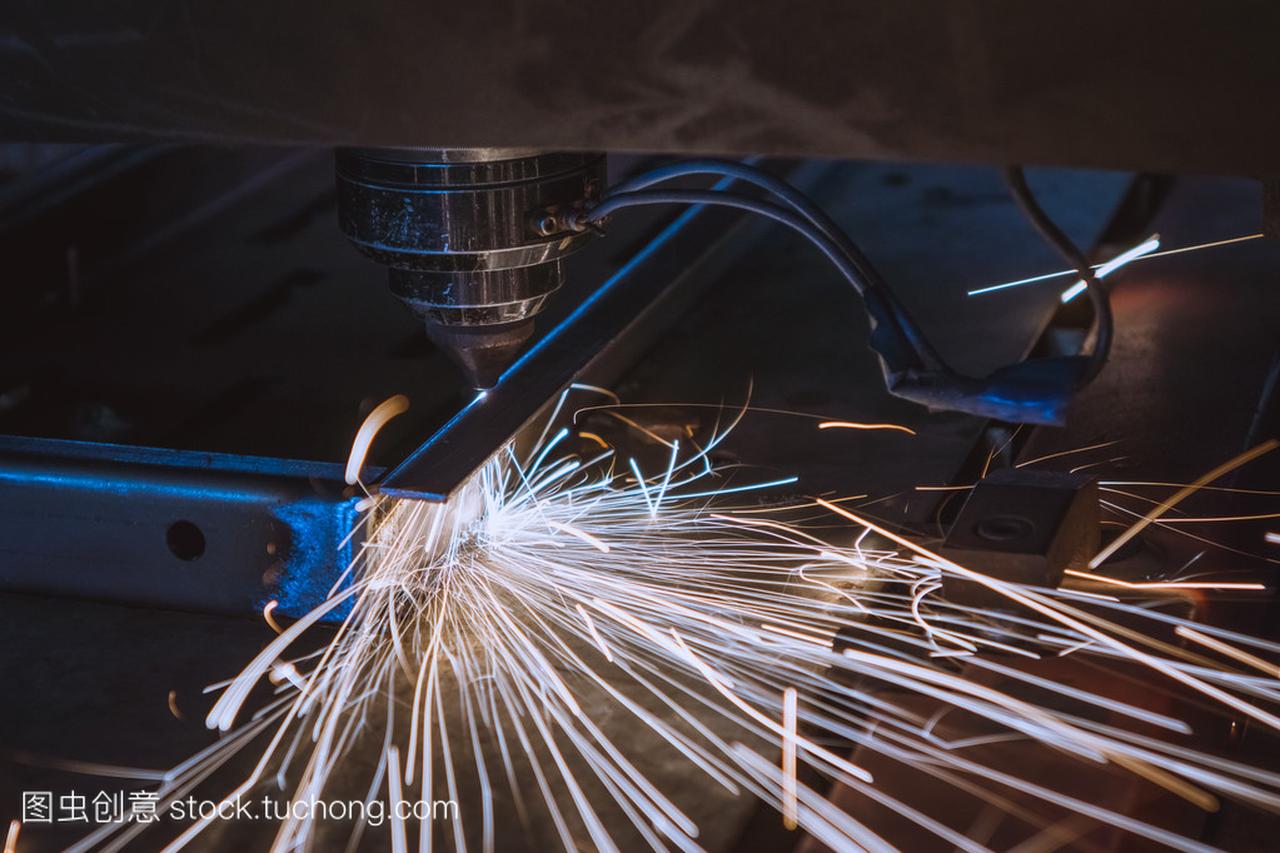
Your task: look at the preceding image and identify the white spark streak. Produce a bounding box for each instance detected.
[782,686,798,831]
[967,233,1261,297]
[1059,236,1160,303]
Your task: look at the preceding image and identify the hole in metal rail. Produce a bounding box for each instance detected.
[166,520,206,561]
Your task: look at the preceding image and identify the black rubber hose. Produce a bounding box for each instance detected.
[1002,166,1113,383]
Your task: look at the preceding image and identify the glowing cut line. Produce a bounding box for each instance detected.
[968,233,1261,297]
[4,821,18,853]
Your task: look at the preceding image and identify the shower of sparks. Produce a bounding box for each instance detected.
[966,232,1263,297]
[72,390,1280,853]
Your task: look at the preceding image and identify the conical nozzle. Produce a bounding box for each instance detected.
[423,320,536,389]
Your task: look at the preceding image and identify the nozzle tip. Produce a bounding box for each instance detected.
[424,320,535,389]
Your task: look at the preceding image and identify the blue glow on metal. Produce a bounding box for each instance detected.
[976,390,1065,424]
[271,498,362,619]
[0,468,282,504]
[0,434,367,621]
[0,434,362,481]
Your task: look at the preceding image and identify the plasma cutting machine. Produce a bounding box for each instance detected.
[5,4,1280,851]
[0,0,1276,612]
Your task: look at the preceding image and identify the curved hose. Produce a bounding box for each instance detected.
[569,162,1111,425]
[603,160,946,371]
[572,189,935,384]
[1003,166,1113,383]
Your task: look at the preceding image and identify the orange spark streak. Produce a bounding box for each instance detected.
[1090,440,1279,568]
[817,421,916,436]
[1064,570,1265,592]
[1016,440,1122,469]
[262,600,284,635]
[577,431,610,449]
[1176,625,1280,679]
[782,687,799,830]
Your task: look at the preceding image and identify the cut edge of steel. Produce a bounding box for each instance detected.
[376,165,815,501]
